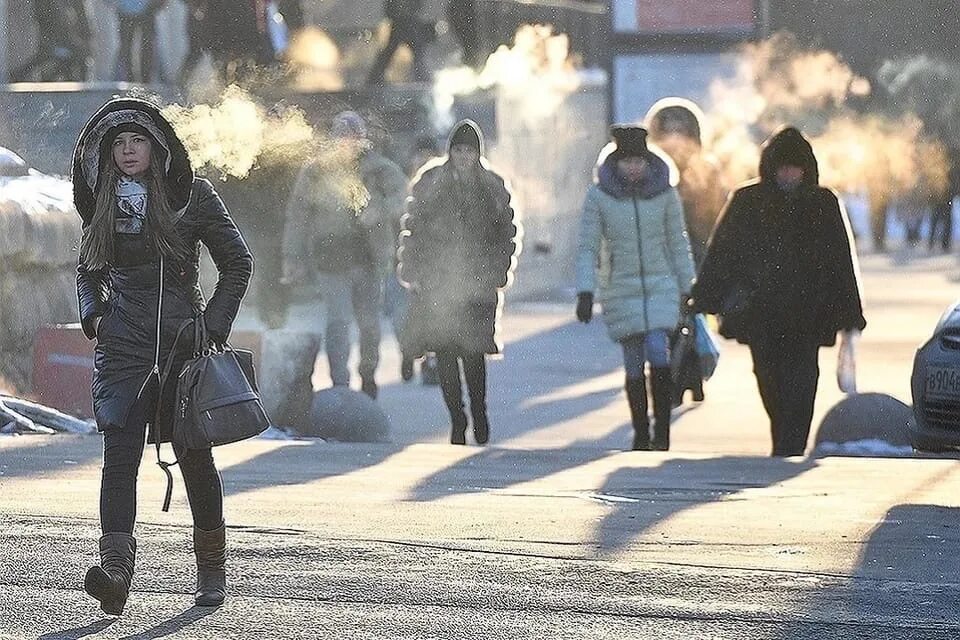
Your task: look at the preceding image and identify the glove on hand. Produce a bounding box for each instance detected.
[576,291,594,323]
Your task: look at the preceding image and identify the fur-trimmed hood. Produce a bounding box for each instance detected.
[72,97,194,226]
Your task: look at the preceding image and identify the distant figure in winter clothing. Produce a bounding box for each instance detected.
[73,98,254,614]
[447,0,482,68]
[11,0,91,82]
[178,0,210,86]
[398,120,520,445]
[692,126,866,457]
[367,0,434,85]
[281,111,408,399]
[112,0,167,83]
[646,98,728,407]
[576,125,695,451]
[204,0,277,80]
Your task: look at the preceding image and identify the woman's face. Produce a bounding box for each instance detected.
[450,144,480,172]
[616,155,648,183]
[112,131,152,178]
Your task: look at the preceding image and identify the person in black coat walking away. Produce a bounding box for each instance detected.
[398,120,520,445]
[367,0,434,85]
[73,98,254,614]
[446,0,482,68]
[112,0,167,83]
[691,126,866,457]
[11,0,91,82]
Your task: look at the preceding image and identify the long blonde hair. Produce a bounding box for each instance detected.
[79,143,191,270]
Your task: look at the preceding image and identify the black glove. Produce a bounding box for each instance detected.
[576,291,594,323]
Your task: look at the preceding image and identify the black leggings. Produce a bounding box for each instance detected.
[100,396,223,534]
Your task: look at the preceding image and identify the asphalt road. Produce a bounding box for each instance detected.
[2,252,960,639]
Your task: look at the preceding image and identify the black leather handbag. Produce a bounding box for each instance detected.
[157,316,270,510]
[170,317,269,449]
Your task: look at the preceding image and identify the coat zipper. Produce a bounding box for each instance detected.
[631,196,651,331]
[133,254,164,401]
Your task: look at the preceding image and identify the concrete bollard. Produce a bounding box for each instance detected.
[813,392,913,453]
[297,386,391,443]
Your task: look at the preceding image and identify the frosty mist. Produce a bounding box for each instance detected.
[705,32,949,204]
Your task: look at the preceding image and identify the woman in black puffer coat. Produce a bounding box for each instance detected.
[73,98,253,615]
[398,120,519,445]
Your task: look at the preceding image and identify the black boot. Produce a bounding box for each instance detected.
[464,354,489,445]
[650,368,673,451]
[437,352,468,445]
[84,532,136,616]
[194,522,226,607]
[625,376,650,451]
[470,401,489,445]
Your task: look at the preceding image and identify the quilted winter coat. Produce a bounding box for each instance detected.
[575,151,696,342]
[73,98,253,441]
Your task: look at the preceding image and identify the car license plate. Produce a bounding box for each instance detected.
[926,366,960,399]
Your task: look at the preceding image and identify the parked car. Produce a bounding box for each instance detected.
[910,301,960,451]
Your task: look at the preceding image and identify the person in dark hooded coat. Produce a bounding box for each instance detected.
[73,98,253,614]
[398,120,520,445]
[691,126,866,457]
[575,125,695,452]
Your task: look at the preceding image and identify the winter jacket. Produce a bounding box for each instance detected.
[73,98,253,441]
[397,120,519,357]
[282,148,408,276]
[575,152,696,342]
[691,126,866,346]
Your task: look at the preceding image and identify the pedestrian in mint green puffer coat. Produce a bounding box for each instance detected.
[575,125,695,451]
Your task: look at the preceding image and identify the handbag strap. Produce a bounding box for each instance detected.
[154,316,201,512]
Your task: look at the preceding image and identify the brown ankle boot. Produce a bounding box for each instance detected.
[194,522,226,606]
[84,532,136,616]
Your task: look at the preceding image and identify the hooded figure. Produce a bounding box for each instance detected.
[575,124,695,452]
[73,97,253,614]
[397,120,520,445]
[692,126,866,456]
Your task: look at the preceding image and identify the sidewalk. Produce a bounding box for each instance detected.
[2,252,960,638]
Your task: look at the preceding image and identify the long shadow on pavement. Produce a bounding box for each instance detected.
[117,606,218,640]
[221,441,405,498]
[38,618,116,640]
[407,440,619,502]
[0,434,101,481]
[775,503,960,639]
[225,318,625,497]
[595,455,817,555]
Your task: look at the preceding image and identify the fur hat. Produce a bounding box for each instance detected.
[609,125,649,159]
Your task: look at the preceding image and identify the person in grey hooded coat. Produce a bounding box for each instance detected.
[575,125,695,451]
[398,120,520,445]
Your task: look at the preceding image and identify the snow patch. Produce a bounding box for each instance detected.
[816,439,916,457]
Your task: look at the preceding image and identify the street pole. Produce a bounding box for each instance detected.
[758,0,771,39]
[0,0,7,82]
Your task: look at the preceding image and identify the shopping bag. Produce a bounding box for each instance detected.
[837,330,858,394]
[693,314,720,380]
